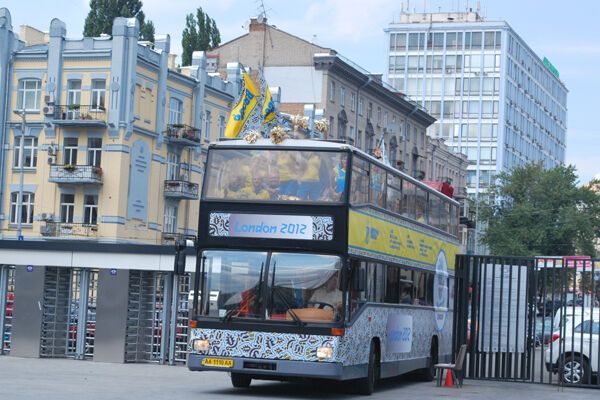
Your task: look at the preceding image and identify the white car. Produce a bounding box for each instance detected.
[545,314,599,384]
[552,307,598,331]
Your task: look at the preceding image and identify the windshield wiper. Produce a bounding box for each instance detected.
[269,261,303,326]
[271,287,304,326]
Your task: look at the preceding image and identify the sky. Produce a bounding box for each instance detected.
[3,0,599,183]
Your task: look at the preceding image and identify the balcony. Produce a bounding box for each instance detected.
[165,124,201,146]
[42,222,98,239]
[51,105,107,127]
[49,165,103,185]
[161,232,185,245]
[164,180,199,200]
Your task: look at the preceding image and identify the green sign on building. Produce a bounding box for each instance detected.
[543,57,560,79]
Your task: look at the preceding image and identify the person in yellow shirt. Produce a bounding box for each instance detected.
[298,153,322,200]
[278,152,299,197]
[242,172,271,200]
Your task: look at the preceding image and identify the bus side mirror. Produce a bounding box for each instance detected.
[352,268,366,292]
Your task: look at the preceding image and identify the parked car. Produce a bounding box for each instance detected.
[552,307,599,332]
[534,317,554,346]
[545,314,599,384]
[537,298,563,317]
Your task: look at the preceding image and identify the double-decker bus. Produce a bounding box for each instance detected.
[188,139,459,394]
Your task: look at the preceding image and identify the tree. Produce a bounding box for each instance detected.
[479,163,600,256]
[181,7,221,66]
[84,0,155,42]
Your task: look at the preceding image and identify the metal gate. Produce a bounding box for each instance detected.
[0,265,15,354]
[454,255,600,388]
[125,271,167,363]
[40,267,98,359]
[124,271,191,364]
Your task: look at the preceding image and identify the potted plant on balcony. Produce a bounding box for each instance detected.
[64,164,77,172]
[68,104,80,110]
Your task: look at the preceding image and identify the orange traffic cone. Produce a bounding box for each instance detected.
[444,369,454,387]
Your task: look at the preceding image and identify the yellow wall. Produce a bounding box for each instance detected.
[5,56,231,244]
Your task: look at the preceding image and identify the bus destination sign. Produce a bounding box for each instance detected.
[209,212,334,241]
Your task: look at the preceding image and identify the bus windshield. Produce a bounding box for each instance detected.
[203,148,348,203]
[200,250,343,324]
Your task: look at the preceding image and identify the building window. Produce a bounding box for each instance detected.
[166,151,180,180]
[13,137,38,168]
[16,79,42,111]
[204,110,212,140]
[340,86,345,107]
[218,115,226,138]
[87,138,102,167]
[350,92,356,112]
[164,204,178,233]
[60,193,75,224]
[368,102,373,119]
[91,80,106,111]
[329,81,336,102]
[168,97,183,125]
[63,138,78,165]
[67,80,82,106]
[83,195,98,225]
[358,97,364,116]
[10,192,34,225]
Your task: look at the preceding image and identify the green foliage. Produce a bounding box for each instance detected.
[84,0,155,42]
[181,7,221,66]
[479,163,600,257]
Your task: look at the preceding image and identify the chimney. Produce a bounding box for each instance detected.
[249,17,267,32]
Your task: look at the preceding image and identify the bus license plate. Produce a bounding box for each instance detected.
[202,357,234,368]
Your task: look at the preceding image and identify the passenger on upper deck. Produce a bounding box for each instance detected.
[278,152,299,197]
[298,153,322,200]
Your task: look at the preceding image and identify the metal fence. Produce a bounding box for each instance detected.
[0,266,15,354]
[454,255,600,388]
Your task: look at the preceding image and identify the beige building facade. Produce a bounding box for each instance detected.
[209,18,436,180]
[0,12,234,245]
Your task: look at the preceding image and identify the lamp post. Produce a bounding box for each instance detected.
[13,109,26,240]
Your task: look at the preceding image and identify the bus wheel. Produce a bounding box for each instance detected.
[354,340,379,395]
[418,338,438,381]
[230,373,252,388]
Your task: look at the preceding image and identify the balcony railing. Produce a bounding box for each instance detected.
[51,105,107,127]
[42,222,98,239]
[49,165,103,184]
[164,180,199,200]
[165,124,201,145]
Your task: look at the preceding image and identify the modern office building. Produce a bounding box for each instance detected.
[385,11,568,252]
[386,11,567,192]
[0,8,235,364]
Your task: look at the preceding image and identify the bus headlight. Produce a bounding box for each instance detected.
[193,339,210,353]
[316,346,333,360]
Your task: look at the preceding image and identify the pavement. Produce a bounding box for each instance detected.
[0,356,599,400]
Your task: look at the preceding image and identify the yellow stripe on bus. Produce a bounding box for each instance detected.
[348,209,458,271]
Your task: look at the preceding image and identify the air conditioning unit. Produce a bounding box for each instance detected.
[43,105,55,116]
[40,213,54,221]
[47,145,57,156]
[47,155,56,165]
[44,95,54,105]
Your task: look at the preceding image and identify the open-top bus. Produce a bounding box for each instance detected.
[188,139,459,394]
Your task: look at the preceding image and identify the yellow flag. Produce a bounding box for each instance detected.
[224,72,260,138]
[262,83,276,124]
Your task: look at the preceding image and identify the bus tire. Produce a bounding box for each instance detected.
[354,340,379,395]
[230,373,252,388]
[418,338,438,382]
